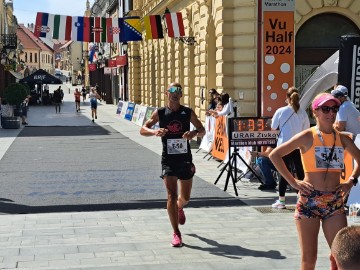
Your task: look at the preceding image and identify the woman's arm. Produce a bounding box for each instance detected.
[269,129,314,193]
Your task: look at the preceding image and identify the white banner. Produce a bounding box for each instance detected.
[199,116,215,153]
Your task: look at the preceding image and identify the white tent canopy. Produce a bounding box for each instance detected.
[299,50,339,109]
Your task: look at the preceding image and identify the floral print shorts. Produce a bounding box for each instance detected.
[294,189,345,220]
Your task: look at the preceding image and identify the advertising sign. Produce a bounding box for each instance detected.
[124,102,135,121]
[212,116,229,161]
[262,0,295,117]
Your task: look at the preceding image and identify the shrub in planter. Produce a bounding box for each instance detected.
[3,83,29,119]
[4,83,29,106]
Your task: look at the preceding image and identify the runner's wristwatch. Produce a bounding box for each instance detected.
[349,176,358,186]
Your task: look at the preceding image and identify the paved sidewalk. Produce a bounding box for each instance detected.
[0,84,344,269]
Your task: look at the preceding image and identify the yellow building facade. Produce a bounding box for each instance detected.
[126,0,360,121]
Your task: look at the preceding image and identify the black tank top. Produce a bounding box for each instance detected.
[158,105,192,164]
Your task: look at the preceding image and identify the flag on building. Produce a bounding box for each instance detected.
[165,12,185,38]
[52,15,72,41]
[121,16,143,42]
[107,59,117,67]
[34,12,54,39]
[106,17,123,43]
[88,44,96,63]
[143,15,163,40]
[88,63,97,71]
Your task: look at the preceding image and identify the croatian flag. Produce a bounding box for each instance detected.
[106,17,122,43]
[165,12,185,38]
[34,12,54,39]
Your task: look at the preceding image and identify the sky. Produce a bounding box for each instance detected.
[13,0,95,26]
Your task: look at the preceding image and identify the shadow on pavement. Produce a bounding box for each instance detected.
[184,233,286,260]
[0,196,246,214]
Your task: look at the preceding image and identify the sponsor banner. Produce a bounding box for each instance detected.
[135,105,147,126]
[212,116,229,161]
[348,134,360,205]
[116,100,123,115]
[199,116,216,153]
[338,35,360,108]
[124,102,135,121]
[261,0,295,117]
[120,101,128,119]
[143,107,159,130]
[131,104,141,124]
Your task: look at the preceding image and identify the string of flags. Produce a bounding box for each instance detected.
[34,12,185,43]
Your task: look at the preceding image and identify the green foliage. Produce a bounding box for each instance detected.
[4,83,29,105]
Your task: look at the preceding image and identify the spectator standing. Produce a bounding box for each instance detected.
[331,85,360,137]
[208,88,219,110]
[20,96,29,125]
[89,88,100,122]
[74,88,81,112]
[140,82,205,247]
[271,86,310,209]
[270,93,360,270]
[53,88,62,113]
[330,226,360,270]
[209,92,233,117]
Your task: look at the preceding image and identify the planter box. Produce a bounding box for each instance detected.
[1,116,20,129]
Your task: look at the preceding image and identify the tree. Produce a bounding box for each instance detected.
[4,83,29,105]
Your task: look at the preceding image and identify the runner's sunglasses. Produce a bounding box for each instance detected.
[168,86,182,93]
[317,106,339,114]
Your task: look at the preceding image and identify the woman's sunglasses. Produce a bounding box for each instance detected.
[317,106,339,114]
[168,86,182,94]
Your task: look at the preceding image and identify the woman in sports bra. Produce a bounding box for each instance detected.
[270,93,360,270]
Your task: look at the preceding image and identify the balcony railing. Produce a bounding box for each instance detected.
[0,34,17,49]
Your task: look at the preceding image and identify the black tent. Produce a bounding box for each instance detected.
[19,69,62,84]
[20,69,63,105]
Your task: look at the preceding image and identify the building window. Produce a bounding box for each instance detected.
[30,53,32,63]
[35,53,37,63]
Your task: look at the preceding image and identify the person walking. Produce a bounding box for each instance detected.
[89,87,100,122]
[53,88,62,114]
[270,86,310,209]
[331,85,360,137]
[140,82,205,247]
[270,93,360,270]
[81,86,87,103]
[74,88,81,112]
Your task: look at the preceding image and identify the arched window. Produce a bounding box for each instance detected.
[296,13,360,65]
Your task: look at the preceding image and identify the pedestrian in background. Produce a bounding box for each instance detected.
[53,88,62,113]
[140,82,205,247]
[89,87,100,122]
[81,86,87,103]
[209,92,233,117]
[251,147,278,190]
[20,96,29,125]
[74,88,81,112]
[270,93,360,270]
[331,85,360,137]
[270,86,309,209]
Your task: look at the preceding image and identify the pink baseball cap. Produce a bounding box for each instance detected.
[312,93,341,110]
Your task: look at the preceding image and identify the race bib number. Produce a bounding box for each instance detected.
[315,146,344,169]
[167,138,188,154]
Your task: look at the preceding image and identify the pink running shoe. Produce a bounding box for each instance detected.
[171,232,182,247]
[178,208,186,225]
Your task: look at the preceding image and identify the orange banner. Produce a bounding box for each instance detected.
[262,9,295,117]
[212,116,229,160]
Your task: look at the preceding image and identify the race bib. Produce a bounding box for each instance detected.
[167,138,188,154]
[315,146,344,169]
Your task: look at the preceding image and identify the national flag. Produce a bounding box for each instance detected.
[88,63,97,71]
[88,17,107,43]
[52,15,72,41]
[88,45,96,63]
[143,15,163,40]
[165,12,185,38]
[72,16,85,41]
[107,59,117,67]
[106,17,123,43]
[121,16,143,42]
[34,12,54,39]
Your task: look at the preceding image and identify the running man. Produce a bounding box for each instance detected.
[140,82,205,247]
[74,88,81,112]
